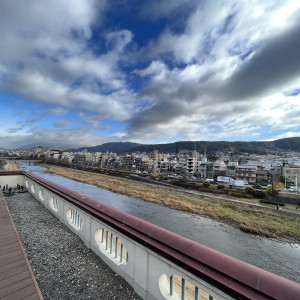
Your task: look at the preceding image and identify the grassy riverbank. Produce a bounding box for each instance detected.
[0,161,20,170]
[41,164,300,242]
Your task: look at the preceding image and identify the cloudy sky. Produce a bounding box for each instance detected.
[1,0,300,149]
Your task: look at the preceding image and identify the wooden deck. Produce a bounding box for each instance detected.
[0,191,43,300]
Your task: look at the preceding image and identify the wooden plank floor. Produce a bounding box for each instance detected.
[0,191,43,300]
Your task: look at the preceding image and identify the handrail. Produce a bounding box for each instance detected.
[2,170,300,299]
[0,170,24,176]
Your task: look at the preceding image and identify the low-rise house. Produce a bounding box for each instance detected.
[174,163,187,176]
[236,165,257,184]
[199,162,213,179]
[270,165,282,182]
[227,161,238,178]
[47,149,60,160]
[283,165,300,185]
[122,154,134,170]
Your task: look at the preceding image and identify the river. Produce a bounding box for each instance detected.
[20,163,300,283]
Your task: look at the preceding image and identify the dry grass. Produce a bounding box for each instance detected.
[2,162,20,170]
[41,164,300,242]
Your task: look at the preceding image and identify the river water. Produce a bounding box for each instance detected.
[20,163,300,283]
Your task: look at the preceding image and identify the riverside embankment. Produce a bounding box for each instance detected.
[38,163,300,242]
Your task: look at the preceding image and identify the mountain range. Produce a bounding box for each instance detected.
[69,137,300,155]
[1,137,300,155]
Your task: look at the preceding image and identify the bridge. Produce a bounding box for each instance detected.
[0,170,299,299]
[0,158,44,164]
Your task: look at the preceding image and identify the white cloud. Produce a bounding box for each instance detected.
[1,0,300,147]
[269,131,300,141]
[53,120,72,128]
[48,107,68,116]
[105,30,133,53]
[127,1,300,142]
[0,0,136,125]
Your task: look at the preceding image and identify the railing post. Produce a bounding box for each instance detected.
[110,234,113,254]
[101,229,104,243]
[182,278,185,300]
[105,231,108,250]
[120,244,123,262]
[195,286,199,300]
[170,275,173,296]
[115,237,118,258]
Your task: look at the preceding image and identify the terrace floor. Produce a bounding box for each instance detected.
[0,191,43,300]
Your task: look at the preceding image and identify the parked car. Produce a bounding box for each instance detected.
[252,184,262,189]
[205,179,214,183]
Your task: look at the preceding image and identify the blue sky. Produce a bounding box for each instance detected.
[1,0,300,149]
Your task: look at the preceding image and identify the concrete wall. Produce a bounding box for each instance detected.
[0,174,25,189]
[265,194,300,205]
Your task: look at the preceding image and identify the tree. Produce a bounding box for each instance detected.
[266,181,283,197]
[207,154,217,162]
[279,176,285,185]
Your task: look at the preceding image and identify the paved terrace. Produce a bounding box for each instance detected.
[1,190,140,300]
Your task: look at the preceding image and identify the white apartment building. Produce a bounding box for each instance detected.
[283,165,300,185]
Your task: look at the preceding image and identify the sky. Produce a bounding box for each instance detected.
[0,0,300,149]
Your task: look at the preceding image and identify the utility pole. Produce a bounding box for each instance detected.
[285,169,286,188]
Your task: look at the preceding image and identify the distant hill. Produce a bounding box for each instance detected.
[69,142,141,153]
[127,138,300,154]
[127,141,278,155]
[13,142,80,151]
[274,137,300,151]
[68,137,300,155]
[9,137,300,154]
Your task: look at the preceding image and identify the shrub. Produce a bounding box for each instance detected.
[260,200,285,206]
[203,182,210,187]
[217,184,225,189]
[266,186,279,197]
[253,191,266,199]
[228,191,244,197]
[212,189,224,194]
[245,187,255,194]
[198,187,211,192]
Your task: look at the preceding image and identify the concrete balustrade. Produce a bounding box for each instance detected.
[31,182,36,193]
[38,187,46,201]
[94,228,128,264]
[67,208,83,230]
[1,170,300,300]
[0,170,25,188]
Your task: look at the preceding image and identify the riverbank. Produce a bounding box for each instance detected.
[0,161,20,170]
[40,164,300,242]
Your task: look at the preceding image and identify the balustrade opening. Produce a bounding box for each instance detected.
[49,196,59,212]
[95,228,128,264]
[66,208,83,230]
[38,188,45,201]
[159,274,212,300]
